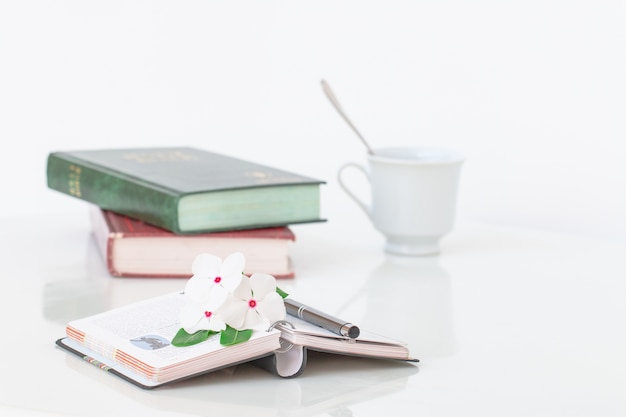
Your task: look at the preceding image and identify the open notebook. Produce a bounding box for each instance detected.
[56,291,417,389]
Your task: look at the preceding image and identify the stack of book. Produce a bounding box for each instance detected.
[46,147,325,278]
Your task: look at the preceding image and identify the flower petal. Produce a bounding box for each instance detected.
[231,276,252,300]
[219,252,245,291]
[179,303,204,333]
[205,284,229,310]
[191,253,222,277]
[249,273,277,299]
[221,252,245,276]
[255,292,286,324]
[203,314,227,332]
[184,275,212,302]
[242,309,269,331]
[219,296,249,330]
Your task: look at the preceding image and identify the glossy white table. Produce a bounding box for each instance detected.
[1,210,625,416]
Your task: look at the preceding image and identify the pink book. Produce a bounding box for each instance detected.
[90,206,295,278]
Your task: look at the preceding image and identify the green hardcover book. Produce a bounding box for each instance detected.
[47,147,325,234]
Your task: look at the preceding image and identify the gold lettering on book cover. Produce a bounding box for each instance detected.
[245,170,298,184]
[68,164,81,197]
[122,150,198,164]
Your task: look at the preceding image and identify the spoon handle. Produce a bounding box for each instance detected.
[321,79,375,155]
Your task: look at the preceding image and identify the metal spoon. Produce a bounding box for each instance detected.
[321,79,375,155]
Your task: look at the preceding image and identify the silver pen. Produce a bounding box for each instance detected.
[284,298,360,338]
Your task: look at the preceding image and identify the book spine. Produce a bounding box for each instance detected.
[47,152,182,233]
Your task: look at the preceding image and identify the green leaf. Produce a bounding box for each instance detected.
[220,325,253,346]
[171,328,212,347]
[276,286,289,299]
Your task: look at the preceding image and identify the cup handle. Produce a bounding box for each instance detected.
[337,163,372,219]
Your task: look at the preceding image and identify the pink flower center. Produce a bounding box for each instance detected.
[204,311,212,318]
[214,276,222,284]
[248,299,257,308]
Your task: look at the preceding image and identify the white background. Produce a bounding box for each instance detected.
[1,1,625,240]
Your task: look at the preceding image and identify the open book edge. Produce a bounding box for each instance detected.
[252,316,418,379]
[56,337,278,389]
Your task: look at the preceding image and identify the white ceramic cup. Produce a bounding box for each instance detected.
[337,146,464,256]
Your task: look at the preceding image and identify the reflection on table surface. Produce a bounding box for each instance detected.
[1,212,626,416]
[63,348,417,417]
[340,254,456,359]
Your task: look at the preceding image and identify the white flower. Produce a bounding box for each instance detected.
[178,252,245,333]
[184,252,245,304]
[219,273,286,331]
[179,295,227,333]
